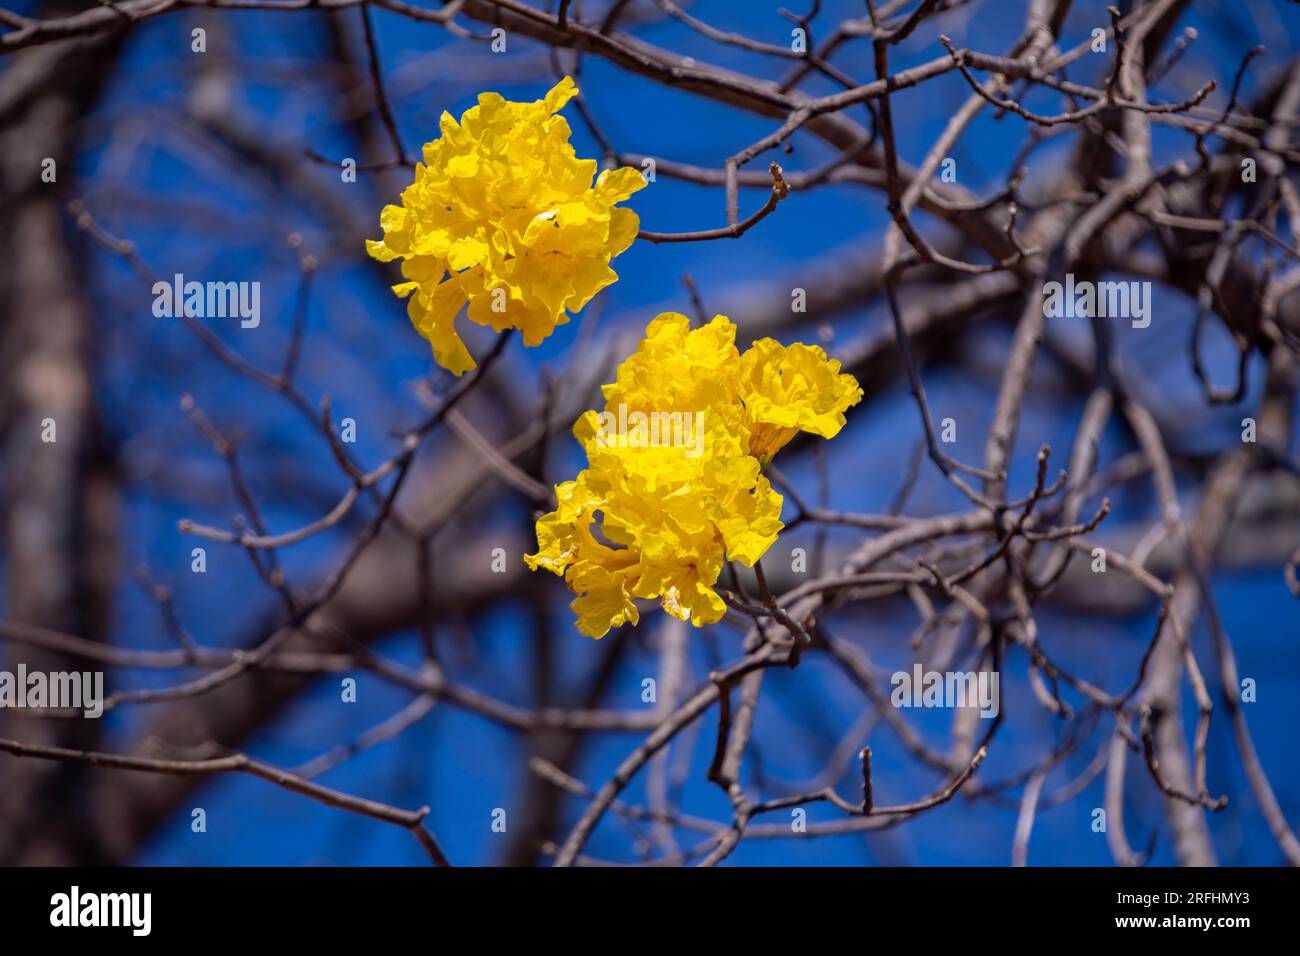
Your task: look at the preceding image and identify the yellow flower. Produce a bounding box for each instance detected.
[595,312,750,461]
[527,312,860,639]
[735,338,865,462]
[526,445,784,638]
[367,76,646,375]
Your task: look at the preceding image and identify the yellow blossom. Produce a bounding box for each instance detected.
[367,76,646,375]
[527,313,861,639]
[735,338,865,462]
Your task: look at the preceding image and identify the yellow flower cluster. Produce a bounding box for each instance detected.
[367,76,646,375]
[526,313,863,638]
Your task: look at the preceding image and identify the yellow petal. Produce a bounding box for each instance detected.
[543,75,579,115]
[409,279,474,376]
